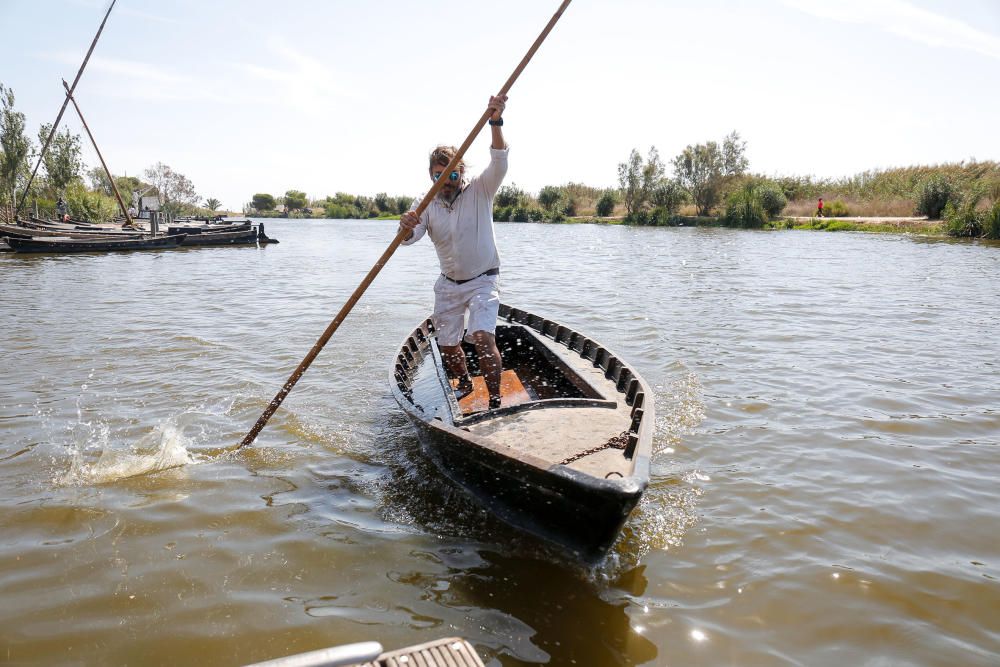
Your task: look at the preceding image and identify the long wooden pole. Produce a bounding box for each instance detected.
[16,0,117,216]
[238,0,573,450]
[62,80,135,228]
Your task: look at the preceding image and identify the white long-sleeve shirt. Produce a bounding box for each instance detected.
[401,147,509,281]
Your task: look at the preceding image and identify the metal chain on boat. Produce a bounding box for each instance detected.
[559,430,630,466]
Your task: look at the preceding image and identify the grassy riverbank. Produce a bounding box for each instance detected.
[554,214,945,235]
[359,212,949,236]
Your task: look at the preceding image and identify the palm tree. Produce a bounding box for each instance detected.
[204,197,221,212]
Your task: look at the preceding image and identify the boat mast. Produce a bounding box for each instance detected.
[15,0,118,216]
[62,80,135,228]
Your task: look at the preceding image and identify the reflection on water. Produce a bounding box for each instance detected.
[446,552,659,665]
[1,221,999,666]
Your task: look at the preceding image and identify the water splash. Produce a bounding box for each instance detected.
[59,418,197,486]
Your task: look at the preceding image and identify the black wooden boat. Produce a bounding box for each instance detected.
[28,215,110,230]
[0,223,145,240]
[179,228,259,246]
[23,218,129,235]
[390,303,654,560]
[167,222,252,235]
[6,233,187,253]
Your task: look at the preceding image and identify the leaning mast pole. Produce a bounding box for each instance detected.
[62,79,135,228]
[15,0,118,216]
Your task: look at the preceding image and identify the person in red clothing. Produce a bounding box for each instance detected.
[817,197,825,218]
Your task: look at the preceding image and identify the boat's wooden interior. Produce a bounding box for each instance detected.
[456,325,638,479]
[395,308,649,482]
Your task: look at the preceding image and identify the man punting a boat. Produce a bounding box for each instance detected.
[398,94,509,411]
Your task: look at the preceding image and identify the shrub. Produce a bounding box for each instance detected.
[988,179,1000,205]
[983,200,1000,240]
[527,206,546,222]
[916,175,956,219]
[942,201,983,237]
[562,195,578,217]
[537,185,563,212]
[323,203,354,219]
[65,181,118,222]
[493,205,511,222]
[758,182,787,218]
[724,183,767,228]
[510,205,530,222]
[622,210,648,225]
[650,180,687,217]
[649,209,683,226]
[495,184,525,209]
[827,200,850,217]
[595,190,616,217]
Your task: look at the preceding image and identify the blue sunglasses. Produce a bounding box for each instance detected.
[433,170,460,182]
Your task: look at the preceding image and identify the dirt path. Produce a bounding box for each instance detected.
[785,215,934,226]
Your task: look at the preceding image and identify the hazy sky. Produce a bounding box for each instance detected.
[2,0,998,210]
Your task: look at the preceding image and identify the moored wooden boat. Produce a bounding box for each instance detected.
[6,233,187,253]
[390,303,654,560]
[0,222,145,239]
[28,215,110,230]
[167,222,252,235]
[23,217,125,233]
[179,227,260,246]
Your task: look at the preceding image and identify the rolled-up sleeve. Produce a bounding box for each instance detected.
[478,147,509,199]
[400,195,428,246]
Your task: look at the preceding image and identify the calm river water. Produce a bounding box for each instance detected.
[1,220,998,666]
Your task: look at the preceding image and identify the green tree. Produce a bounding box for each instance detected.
[617,149,643,216]
[37,123,83,193]
[618,146,666,217]
[144,162,199,217]
[395,196,412,214]
[204,197,221,212]
[284,189,308,211]
[374,192,391,213]
[86,168,144,201]
[672,131,748,216]
[252,193,276,211]
[0,84,33,208]
[722,131,749,176]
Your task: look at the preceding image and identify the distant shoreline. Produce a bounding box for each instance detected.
[245,214,952,235]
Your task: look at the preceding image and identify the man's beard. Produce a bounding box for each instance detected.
[439,184,460,203]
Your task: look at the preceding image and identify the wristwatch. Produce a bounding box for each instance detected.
[488,118,504,126]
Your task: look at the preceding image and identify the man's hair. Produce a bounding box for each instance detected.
[428,145,465,172]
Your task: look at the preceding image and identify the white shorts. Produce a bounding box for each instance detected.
[432,272,500,347]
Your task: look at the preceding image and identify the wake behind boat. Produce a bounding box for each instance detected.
[390,303,654,560]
